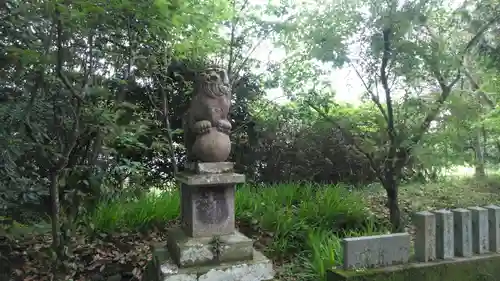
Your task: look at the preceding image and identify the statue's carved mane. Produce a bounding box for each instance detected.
[197,81,229,98]
[194,67,230,99]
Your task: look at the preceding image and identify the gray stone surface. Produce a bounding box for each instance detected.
[342,233,410,269]
[167,228,254,267]
[328,252,500,281]
[452,208,473,257]
[216,231,255,263]
[143,244,274,281]
[413,211,436,262]
[176,172,245,186]
[198,260,274,281]
[185,162,235,174]
[469,206,489,254]
[433,209,454,259]
[485,204,500,253]
[180,183,235,238]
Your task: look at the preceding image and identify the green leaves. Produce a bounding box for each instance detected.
[150,0,231,59]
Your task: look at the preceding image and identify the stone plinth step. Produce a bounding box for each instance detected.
[166,228,254,268]
[176,172,245,186]
[142,244,274,281]
[185,162,235,174]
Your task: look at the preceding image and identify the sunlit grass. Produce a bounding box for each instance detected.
[437,164,500,179]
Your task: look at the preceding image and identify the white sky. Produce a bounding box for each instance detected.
[246,0,365,105]
[253,40,363,105]
[247,0,465,106]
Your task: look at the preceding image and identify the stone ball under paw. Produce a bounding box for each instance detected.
[192,127,231,162]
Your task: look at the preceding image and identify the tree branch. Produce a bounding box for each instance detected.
[380,28,396,148]
[148,70,179,176]
[461,13,500,57]
[55,5,83,103]
[81,31,94,89]
[463,67,495,108]
[348,61,389,124]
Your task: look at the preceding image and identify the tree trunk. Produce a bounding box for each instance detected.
[49,171,61,256]
[474,127,486,178]
[383,170,402,233]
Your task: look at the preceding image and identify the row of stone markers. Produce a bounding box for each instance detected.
[414,205,500,261]
[338,205,500,270]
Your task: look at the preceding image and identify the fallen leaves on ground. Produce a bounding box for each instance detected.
[2,229,168,281]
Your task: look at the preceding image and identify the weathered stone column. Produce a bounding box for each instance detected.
[433,209,454,259]
[142,67,274,281]
[413,211,436,262]
[452,208,473,257]
[469,206,489,254]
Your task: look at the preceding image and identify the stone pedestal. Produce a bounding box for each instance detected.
[143,162,274,281]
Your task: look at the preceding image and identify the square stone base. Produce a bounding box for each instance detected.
[179,183,236,238]
[142,244,274,281]
[167,227,254,267]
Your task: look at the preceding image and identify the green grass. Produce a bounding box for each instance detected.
[22,172,500,281]
[89,191,180,232]
[7,167,500,281]
[88,182,385,280]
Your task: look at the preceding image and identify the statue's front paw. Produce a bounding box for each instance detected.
[216,119,232,134]
[193,120,212,134]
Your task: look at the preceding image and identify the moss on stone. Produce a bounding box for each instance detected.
[327,253,500,281]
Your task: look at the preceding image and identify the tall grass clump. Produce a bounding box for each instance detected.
[88,182,385,280]
[298,218,388,281]
[299,230,342,280]
[90,191,179,233]
[235,182,386,280]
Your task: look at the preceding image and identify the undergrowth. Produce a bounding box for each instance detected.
[4,173,500,280]
[89,191,180,232]
[89,182,387,280]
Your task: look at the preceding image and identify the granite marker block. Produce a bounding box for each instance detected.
[469,206,489,254]
[485,204,500,253]
[433,209,454,259]
[452,208,472,257]
[413,211,436,262]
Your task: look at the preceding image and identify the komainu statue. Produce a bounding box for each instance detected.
[183,67,232,163]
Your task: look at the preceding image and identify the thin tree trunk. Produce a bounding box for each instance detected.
[161,88,178,177]
[49,171,61,256]
[383,167,402,232]
[474,127,486,178]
